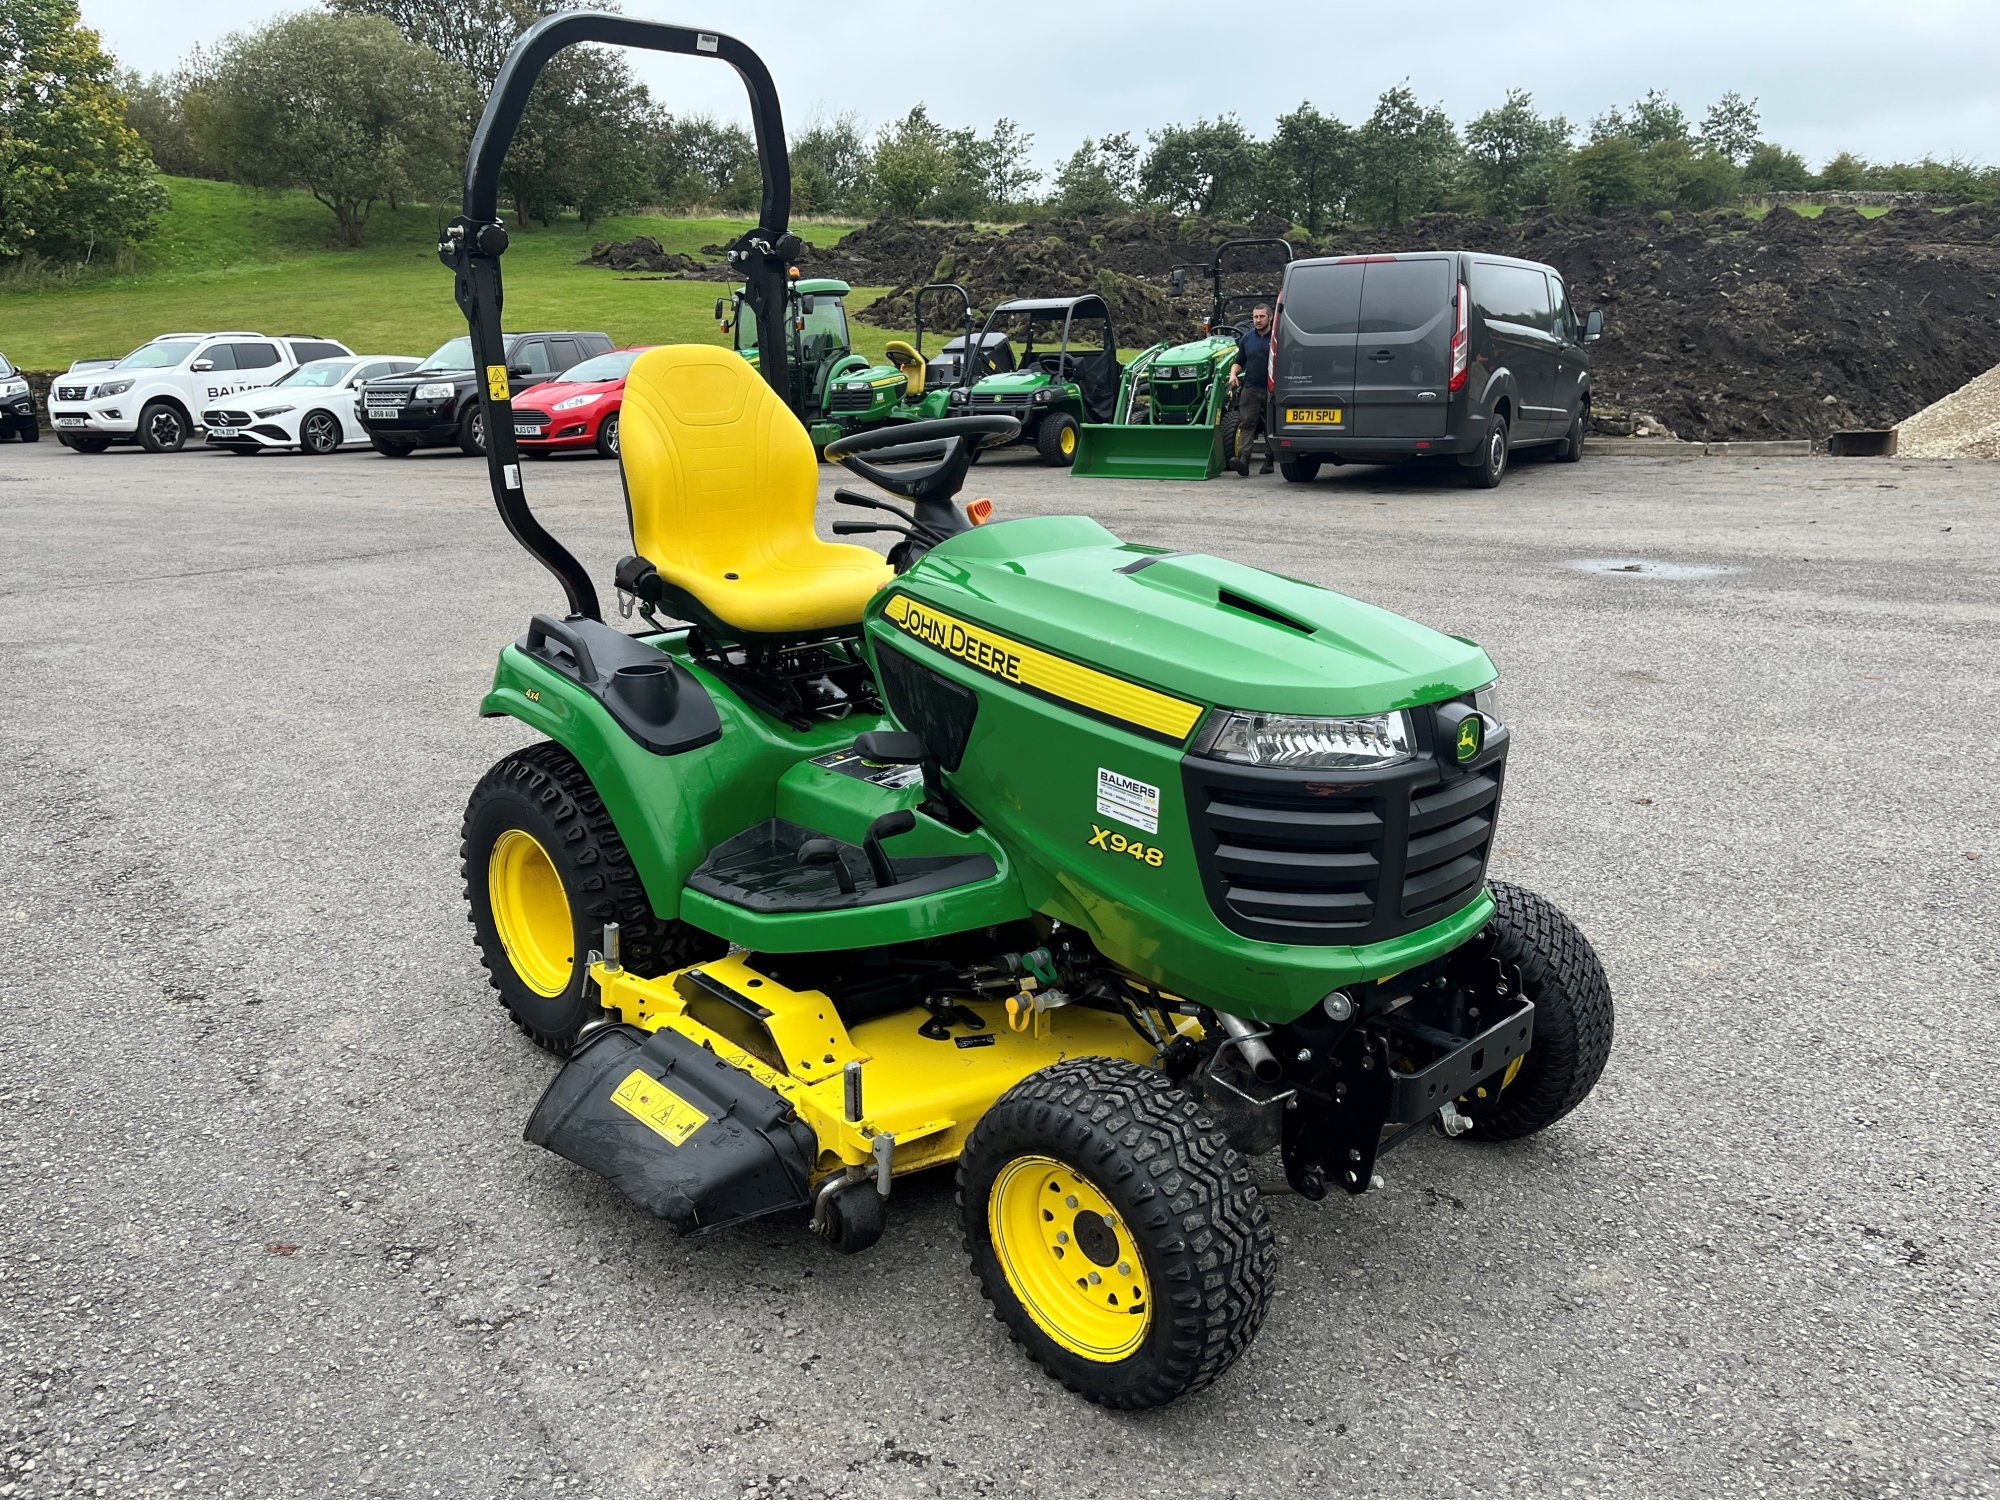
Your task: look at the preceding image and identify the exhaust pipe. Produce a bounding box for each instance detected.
[1219,1013,1283,1084]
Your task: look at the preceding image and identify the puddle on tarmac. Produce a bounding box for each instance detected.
[1564,558,1735,580]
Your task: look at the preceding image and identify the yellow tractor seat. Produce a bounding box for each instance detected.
[618,345,893,637]
[884,339,926,398]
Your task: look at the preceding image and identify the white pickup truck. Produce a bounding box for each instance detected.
[47,331,354,454]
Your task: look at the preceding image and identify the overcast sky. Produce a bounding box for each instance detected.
[82,0,2000,175]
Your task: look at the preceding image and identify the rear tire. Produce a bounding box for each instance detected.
[461,742,723,1056]
[299,409,342,455]
[1467,417,1508,488]
[1278,455,1321,483]
[138,401,189,454]
[1036,411,1079,466]
[1556,409,1585,463]
[457,404,486,456]
[1456,881,1614,1140]
[959,1056,1274,1410]
[594,409,620,459]
[369,433,415,457]
[1218,408,1243,469]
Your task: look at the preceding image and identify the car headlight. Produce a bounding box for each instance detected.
[97,380,133,397]
[253,404,292,418]
[551,393,600,411]
[0,379,25,398]
[1193,709,1415,770]
[1473,680,1500,720]
[414,382,456,401]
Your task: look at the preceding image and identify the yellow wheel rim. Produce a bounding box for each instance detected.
[1059,424,1076,457]
[989,1155,1151,1362]
[487,829,574,997]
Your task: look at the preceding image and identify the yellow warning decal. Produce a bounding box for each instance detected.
[485,364,510,401]
[881,595,1203,742]
[609,1070,709,1146]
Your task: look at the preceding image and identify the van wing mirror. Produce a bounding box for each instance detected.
[1583,309,1604,344]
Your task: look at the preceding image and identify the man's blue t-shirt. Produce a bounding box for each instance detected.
[1235,326,1271,389]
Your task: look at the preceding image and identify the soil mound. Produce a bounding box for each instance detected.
[579,236,706,275]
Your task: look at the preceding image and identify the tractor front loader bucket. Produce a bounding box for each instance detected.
[1072,420,1227,481]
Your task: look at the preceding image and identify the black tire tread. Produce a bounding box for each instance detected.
[460,741,719,1054]
[958,1055,1274,1409]
[1035,411,1078,466]
[1464,881,1614,1140]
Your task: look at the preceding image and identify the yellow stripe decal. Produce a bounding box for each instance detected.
[881,595,1203,742]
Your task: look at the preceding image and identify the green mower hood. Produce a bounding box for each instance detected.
[1147,334,1236,369]
[887,515,1494,718]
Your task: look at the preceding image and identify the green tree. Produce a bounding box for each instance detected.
[1568,134,1649,213]
[196,12,464,244]
[791,109,865,216]
[863,105,986,218]
[0,0,166,261]
[1741,142,1812,193]
[1353,84,1458,227]
[1463,88,1571,216]
[1699,90,1760,165]
[1260,102,1352,230]
[655,113,756,210]
[119,48,219,180]
[980,117,1040,216]
[1816,150,1869,190]
[504,45,654,224]
[1048,132,1137,215]
[1138,115,1262,216]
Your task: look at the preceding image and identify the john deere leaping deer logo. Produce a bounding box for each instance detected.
[1455,716,1483,762]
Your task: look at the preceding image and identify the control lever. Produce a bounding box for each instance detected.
[798,837,856,895]
[861,810,916,890]
[833,487,914,523]
[832,519,912,538]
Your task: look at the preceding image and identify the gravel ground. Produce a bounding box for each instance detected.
[1898,362,2000,460]
[1,440,1996,1500]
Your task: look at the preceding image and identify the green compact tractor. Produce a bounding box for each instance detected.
[947,294,1121,465]
[445,15,1614,1410]
[716,276,867,451]
[1074,238,1293,481]
[824,283,1005,436]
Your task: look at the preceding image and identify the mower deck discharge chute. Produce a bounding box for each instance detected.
[1072,237,1294,481]
[444,14,1613,1410]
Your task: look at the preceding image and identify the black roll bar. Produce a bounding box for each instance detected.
[1207,237,1293,331]
[440,13,795,622]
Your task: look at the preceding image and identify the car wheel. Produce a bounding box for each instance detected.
[21,424,41,443]
[457,404,486,457]
[1467,417,1508,489]
[1036,412,1079,467]
[300,410,343,455]
[594,410,620,460]
[369,434,415,457]
[1557,409,1585,463]
[138,401,189,454]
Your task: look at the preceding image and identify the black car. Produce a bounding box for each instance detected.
[357,330,613,456]
[1269,251,1603,487]
[0,352,38,443]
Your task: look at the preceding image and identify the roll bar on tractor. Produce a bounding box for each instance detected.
[439,14,798,622]
[1169,237,1295,336]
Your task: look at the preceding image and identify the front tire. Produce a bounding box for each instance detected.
[66,434,113,454]
[461,742,722,1055]
[370,433,415,457]
[138,401,189,454]
[959,1056,1274,1409]
[1036,411,1079,466]
[1556,408,1586,463]
[457,404,486,456]
[1467,417,1508,488]
[19,425,39,443]
[300,409,343,455]
[594,409,620,459]
[1456,881,1614,1140]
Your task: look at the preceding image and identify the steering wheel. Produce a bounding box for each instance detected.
[822,414,1018,503]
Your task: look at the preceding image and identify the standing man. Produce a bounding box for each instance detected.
[1228,303,1274,476]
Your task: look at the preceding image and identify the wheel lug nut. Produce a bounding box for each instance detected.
[1064,1195,1078,1209]
[1055,1231,1069,1244]
[1087,1271,1101,1284]
[1118,1262,1131,1276]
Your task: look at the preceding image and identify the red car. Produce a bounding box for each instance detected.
[512,345,652,458]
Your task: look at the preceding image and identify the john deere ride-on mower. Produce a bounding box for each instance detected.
[1073,238,1293,481]
[446,15,1614,1410]
[715,275,866,451]
[823,282,1003,437]
[947,294,1121,465]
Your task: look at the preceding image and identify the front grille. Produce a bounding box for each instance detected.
[513,409,549,429]
[56,385,86,402]
[207,409,254,426]
[975,393,1033,410]
[827,386,876,413]
[1183,715,1506,946]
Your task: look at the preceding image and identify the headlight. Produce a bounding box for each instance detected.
[552,393,600,411]
[254,404,292,418]
[1032,388,1052,403]
[1193,709,1415,770]
[1473,680,1500,720]
[97,380,133,397]
[948,389,967,406]
[414,382,456,401]
[0,379,25,397]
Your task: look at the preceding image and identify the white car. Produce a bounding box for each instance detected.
[202,356,421,456]
[47,331,354,454]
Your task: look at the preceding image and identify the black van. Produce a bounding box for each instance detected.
[1268,251,1602,487]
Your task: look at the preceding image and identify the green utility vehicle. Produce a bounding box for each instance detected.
[948,294,1120,465]
[716,276,867,450]
[444,14,1614,1412]
[1074,238,1292,481]
[824,283,1006,436]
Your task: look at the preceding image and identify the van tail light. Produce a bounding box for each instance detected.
[1269,302,1281,389]
[1448,281,1469,393]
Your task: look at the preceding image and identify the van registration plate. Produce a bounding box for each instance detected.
[1285,407,1344,424]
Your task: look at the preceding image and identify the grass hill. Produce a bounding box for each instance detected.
[1,177,895,369]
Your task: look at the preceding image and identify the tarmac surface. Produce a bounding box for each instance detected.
[2,438,1995,1499]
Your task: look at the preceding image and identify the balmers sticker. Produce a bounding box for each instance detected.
[880,595,1203,742]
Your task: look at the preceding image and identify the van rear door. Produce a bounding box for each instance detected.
[1347,256,1454,439]
[1272,260,1362,436]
